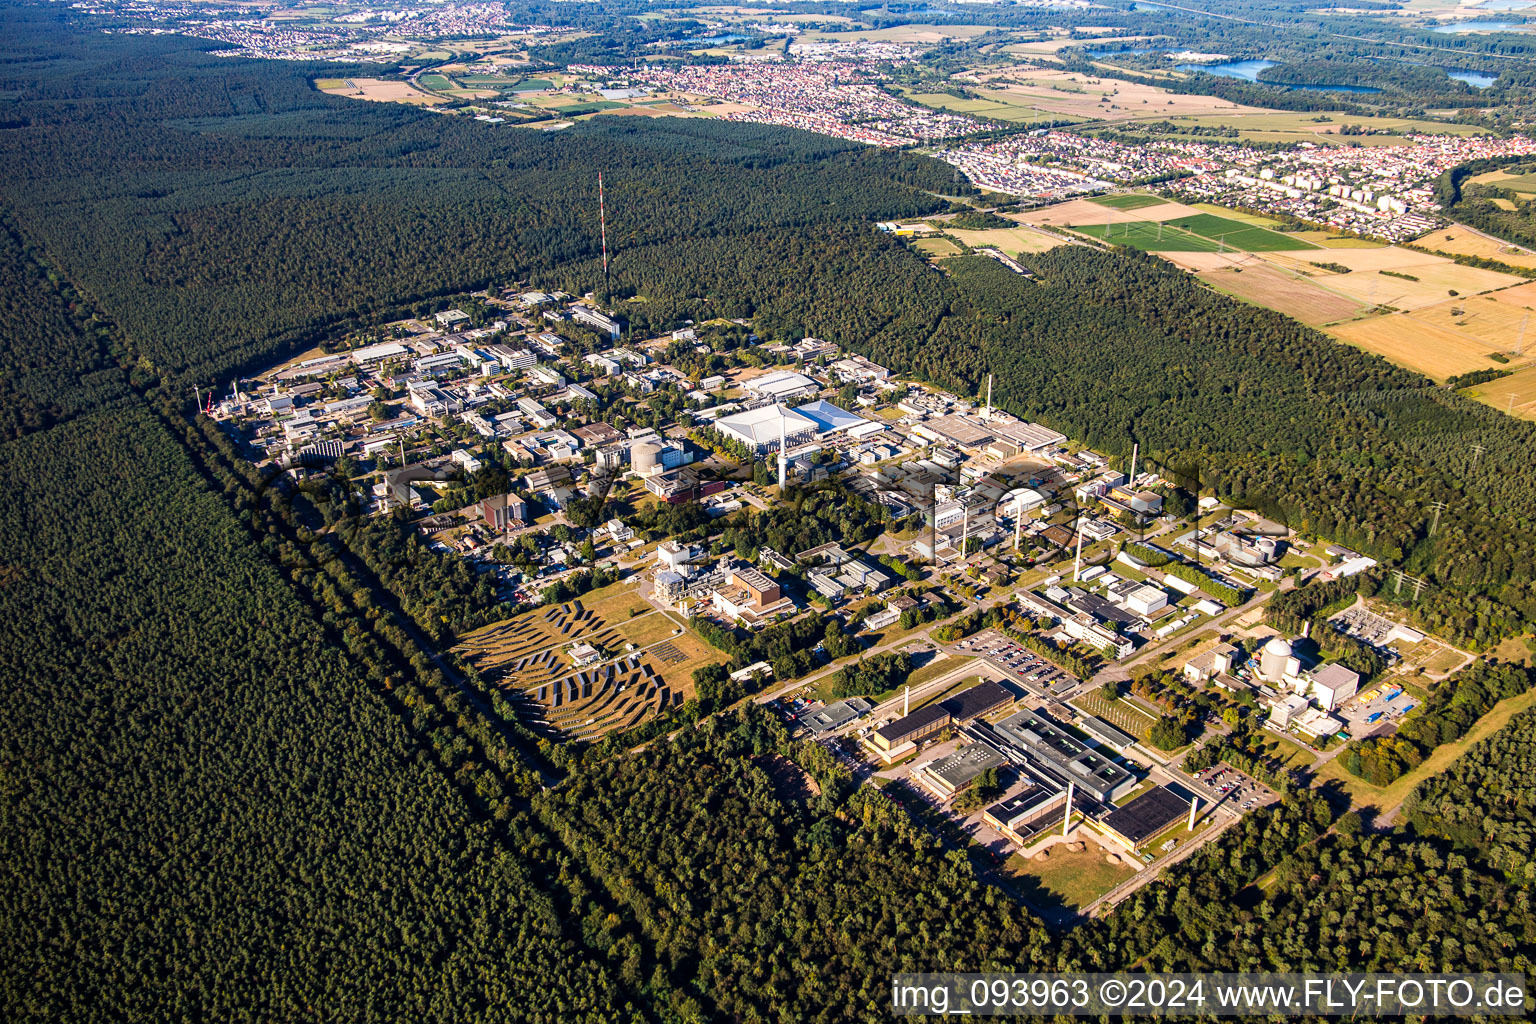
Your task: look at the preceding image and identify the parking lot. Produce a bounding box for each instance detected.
[952,629,1076,696]
[1188,762,1272,813]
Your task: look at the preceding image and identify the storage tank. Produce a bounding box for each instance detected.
[1259,637,1294,683]
[632,441,662,475]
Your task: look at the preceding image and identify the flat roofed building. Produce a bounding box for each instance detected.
[1100,786,1188,850]
[916,414,994,449]
[985,709,1136,803]
[481,492,530,531]
[801,698,873,734]
[989,420,1067,452]
[871,705,952,753]
[939,681,1015,723]
[1305,662,1360,711]
[792,399,866,435]
[983,778,1071,845]
[914,743,1008,800]
[713,405,820,455]
[568,642,602,667]
[743,369,819,402]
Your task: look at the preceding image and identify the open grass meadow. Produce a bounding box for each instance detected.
[1090,193,1167,211]
[1075,213,1317,253]
[1006,843,1137,910]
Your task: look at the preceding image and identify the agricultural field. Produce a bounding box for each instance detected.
[417,73,457,92]
[1074,213,1317,253]
[1138,112,1487,146]
[315,77,449,105]
[943,224,1061,256]
[1265,246,1525,310]
[1198,261,1374,326]
[800,23,993,44]
[1090,193,1168,211]
[1414,223,1536,271]
[901,90,1059,124]
[453,584,723,739]
[960,67,1275,121]
[1463,362,1536,419]
[1021,196,1200,229]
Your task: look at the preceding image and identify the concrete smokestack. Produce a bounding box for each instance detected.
[1189,796,1199,831]
[1063,782,1075,837]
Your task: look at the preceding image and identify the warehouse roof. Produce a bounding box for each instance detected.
[714,405,819,445]
[793,399,867,435]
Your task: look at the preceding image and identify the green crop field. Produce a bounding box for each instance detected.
[552,100,627,114]
[1077,214,1317,253]
[417,73,456,92]
[1075,221,1224,252]
[1090,193,1166,211]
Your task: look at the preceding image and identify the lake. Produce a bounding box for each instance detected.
[1175,60,1382,93]
[1447,68,1499,88]
[1431,20,1519,33]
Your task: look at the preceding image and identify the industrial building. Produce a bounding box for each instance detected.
[481,492,530,531]
[870,705,952,760]
[1098,786,1190,851]
[792,399,867,436]
[977,709,1137,804]
[913,743,1009,801]
[1301,662,1360,711]
[939,680,1016,723]
[711,565,797,626]
[742,369,819,403]
[712,405,820,456]
[801,698,874,734]
[983,780,1072,846]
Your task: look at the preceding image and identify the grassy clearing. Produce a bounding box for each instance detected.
[914,236,963,258]
[1076,213,1315,253]
[418,73,456,92]
[1006,844,1136,909]
[1092,193,1171,211]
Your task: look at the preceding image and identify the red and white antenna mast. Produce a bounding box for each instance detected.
[598,171,609,284]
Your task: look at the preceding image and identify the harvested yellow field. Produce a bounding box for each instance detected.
[945,224,1061,255]
[317,78,449,105]
[1466,364,1536,419]
[977,69,1273,121]
[1416,224,1536,270]
[1328,314,1517,380]
[1263,247,1523,311]
[1200,262,1372,326]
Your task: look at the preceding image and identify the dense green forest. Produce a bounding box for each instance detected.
[0,403,641,1022]
[1404,706,1536,885]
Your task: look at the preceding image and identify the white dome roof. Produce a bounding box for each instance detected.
[1264,637,1293,657]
